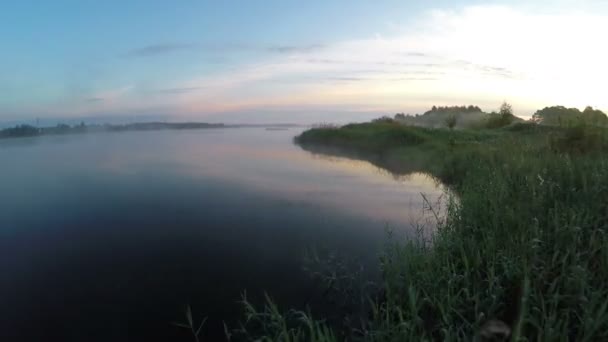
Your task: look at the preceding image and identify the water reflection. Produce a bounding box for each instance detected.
[92,129,445,227]
[0,128,446,341]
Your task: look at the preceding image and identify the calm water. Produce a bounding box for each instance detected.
[0,128,444,341]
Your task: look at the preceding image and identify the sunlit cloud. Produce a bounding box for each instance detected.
[151,5,606,118]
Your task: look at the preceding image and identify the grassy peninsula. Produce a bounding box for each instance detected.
[231,105,608,341]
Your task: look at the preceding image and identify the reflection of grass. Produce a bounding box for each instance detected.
[224,121,608,340]
[173,305,207,342]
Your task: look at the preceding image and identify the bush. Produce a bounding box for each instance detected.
[549,124,608,153]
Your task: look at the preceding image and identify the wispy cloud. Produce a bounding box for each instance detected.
[390,77,439,82]
[305,58,345,65]
[126,42,326,58]
[402,52,429,57]
[157,87,202,94]
[126,43,196,57]
[84,86,133,106]
[327,77,368,82]
[267,44,325,54]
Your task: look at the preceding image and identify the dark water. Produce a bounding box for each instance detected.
[0,128,444,341]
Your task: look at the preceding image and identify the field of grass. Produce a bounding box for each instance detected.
[227,121,608,341]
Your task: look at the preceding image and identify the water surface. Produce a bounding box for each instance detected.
[0,128,443,341]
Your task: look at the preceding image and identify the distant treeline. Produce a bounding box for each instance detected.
[392,104,608,129]
[425,105,483,115]
[532,106,608,126]
[0,122,225,139]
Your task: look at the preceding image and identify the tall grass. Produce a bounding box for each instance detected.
[375,139,608,340]
[229,122,608,340]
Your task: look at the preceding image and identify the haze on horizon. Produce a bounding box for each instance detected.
[1,0,607,124]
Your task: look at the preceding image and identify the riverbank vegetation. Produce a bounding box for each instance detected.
[231,105,608,340]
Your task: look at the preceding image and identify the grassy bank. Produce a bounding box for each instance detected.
[231,121,608,340]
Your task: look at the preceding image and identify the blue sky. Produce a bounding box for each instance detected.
[1,0,607,123]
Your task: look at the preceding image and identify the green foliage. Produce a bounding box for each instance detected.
[444,114,458,130]
[481,102,518,129]
[533,106,608,126]
[582,106,608,126]
[484,114,515,129]
[394,105,504,129]
[381,147,608,340]
[172,305,208,342]
[503,121,546,133]
[533,106,582,125]
[484,114,510,129]
[372,116,396,124]
[230,293,337,342]
[549,123,608,153]
[499,101,513,117]
[295,122,432,155]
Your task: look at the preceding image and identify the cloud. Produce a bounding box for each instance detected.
[126,42,327,59]
[402,52,429,57]
[66,5,608,119]
[448,60,521,79]
[158,87,202,94]
[82,86,133,108]
[391,77,439,82]
[327,77,368,82]
[267,44,325,54]
[305,58,345,65]
[126,43,196,57]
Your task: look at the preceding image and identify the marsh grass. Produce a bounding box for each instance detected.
[228,291,336,342]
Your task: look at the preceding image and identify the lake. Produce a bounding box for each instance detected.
[0,127,444,341]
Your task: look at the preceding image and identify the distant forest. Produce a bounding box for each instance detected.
[0,122,225,139]
[392,104,608,129]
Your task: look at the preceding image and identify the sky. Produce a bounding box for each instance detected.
[1,0,607,124]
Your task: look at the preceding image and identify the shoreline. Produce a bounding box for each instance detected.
[0,122,304,141]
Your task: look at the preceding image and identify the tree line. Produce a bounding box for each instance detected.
[393,104,608,129]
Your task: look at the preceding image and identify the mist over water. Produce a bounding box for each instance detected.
[0,128,443,341]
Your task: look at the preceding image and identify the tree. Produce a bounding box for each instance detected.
[532,106,583,126]
[372,116,394,123]
[485,102,516,129]
[445,114,457,130]
[499,101,513,118]
[582,106,608,126]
